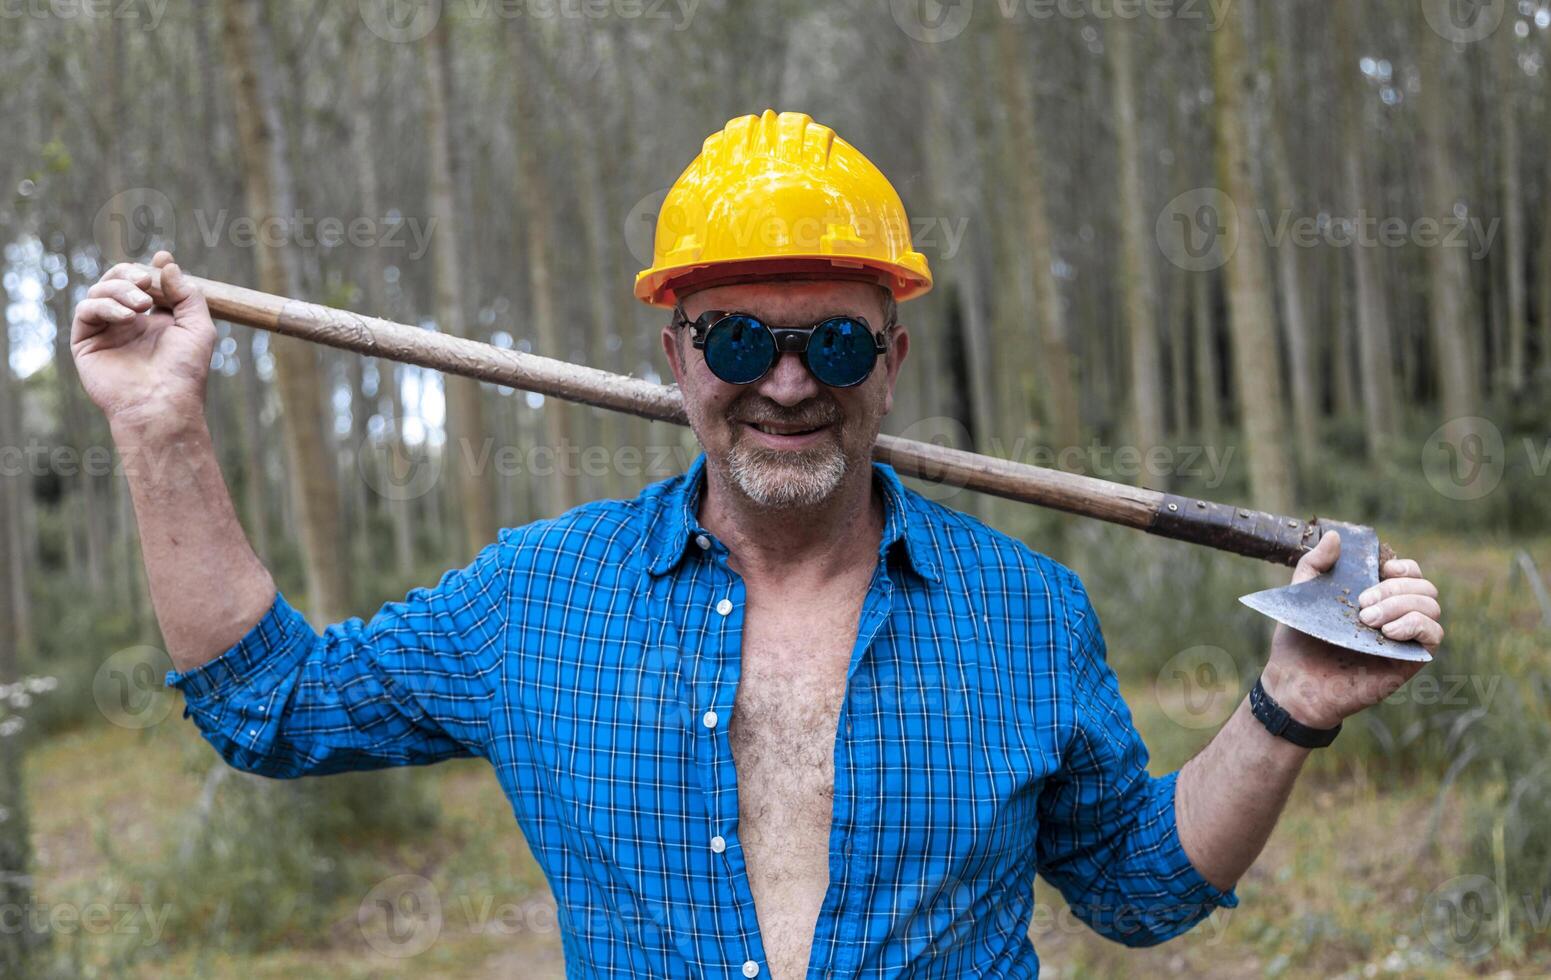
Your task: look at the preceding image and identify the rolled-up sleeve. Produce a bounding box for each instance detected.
[166,536,514,778]
[1034,571,1238,947]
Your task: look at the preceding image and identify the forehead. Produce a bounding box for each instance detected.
[680,279,886,324]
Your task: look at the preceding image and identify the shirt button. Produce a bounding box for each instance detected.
[715,598,733,616]
[702,710,719,729]
[695,534,711,550]
[710,835,726,853]
[742,961,760,978]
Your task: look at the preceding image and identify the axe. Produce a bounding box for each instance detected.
[133,264,1429,663]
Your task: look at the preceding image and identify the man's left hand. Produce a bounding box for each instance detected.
[1260,530,1443,732]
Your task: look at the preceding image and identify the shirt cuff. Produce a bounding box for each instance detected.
[164,592,316,702]
[1151,769,1240,912]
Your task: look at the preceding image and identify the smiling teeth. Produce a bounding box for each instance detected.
[752,423,818,435]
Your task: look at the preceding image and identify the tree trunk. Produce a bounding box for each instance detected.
[0,265,32,662]
[0,295,42,969]
[508,26,579,516]
[996,23,1082,454]
[1165,268,1191,437]
[49,249,112,594]
[1109,16,1165,475]
[1497,20,1527,391]
[421,19,500,554]
[1333,1,1398,456]
[343,31,416,579]
[1211,1,1296,513]
[1542,149,1551,378]
[222,0,349,623]
[1417,17,1484,427]
[1192,272,1221,442]
[559,36,626,502]
[237,332,272,565]
[1262,10,1319,470]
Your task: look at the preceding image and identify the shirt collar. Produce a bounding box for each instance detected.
[643,452,942,584]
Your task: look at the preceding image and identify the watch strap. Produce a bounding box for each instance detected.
[1249,675,1341,748]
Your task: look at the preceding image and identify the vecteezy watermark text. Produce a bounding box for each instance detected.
[0,901,172,946]
[1156,187,1501,272]
[358,0,699,43]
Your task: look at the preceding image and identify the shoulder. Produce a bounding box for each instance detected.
[493,469,688,578]
[904,486,1086,604]
[899,483,1102,658]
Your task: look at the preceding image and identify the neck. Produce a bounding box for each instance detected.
[698,456,884,587]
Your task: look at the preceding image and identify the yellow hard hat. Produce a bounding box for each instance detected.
[633,110,933,308]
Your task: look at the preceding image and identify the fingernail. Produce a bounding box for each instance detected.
[129,290,150,304]
[1360,606,1380,625]
[1358,588,1377,606]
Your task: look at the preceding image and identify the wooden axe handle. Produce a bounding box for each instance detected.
[135,264,1320,566]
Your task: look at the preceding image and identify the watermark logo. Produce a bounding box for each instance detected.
[1422,416,1504,501]
[890,0,975,43]
[1423,874,1503,959]
[358,416,443,502]
[359,0,442,42]
[1153,645,1240,730]
[887,416,975,501]
[92,645,175,730]
[1419,0,1507,43]
[623,187,672,271]
[358,874,443,957]
[92,187,176,261]
[1156,187,1239,272]
[615,644,693,728]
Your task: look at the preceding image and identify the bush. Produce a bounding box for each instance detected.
[103,764,442,959]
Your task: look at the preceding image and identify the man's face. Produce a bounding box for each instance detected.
[660,279,910,509]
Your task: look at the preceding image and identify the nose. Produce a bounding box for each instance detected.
[754,351,822,407]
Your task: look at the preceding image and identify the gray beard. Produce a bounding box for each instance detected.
[725,440,849,508]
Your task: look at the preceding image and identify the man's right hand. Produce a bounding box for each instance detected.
[71,250,215,430]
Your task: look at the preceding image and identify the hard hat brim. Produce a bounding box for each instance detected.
[635,255,932,309]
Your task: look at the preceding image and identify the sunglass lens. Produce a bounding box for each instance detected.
[807,318,877,387]
[704,315,775,384]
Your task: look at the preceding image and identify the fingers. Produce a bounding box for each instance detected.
[1292,530,1341,584]
[72,297,140,344]
[1375,609,1444,649]
[100,262,153,287]
[1381,558,1423,580]
[1359,592,1442,628]
[1359,576,1439,605]
[87,277,155,312]
[159,259,197,308]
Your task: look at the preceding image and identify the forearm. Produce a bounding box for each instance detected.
[1173,693,1311,891]
[113,413,277,672]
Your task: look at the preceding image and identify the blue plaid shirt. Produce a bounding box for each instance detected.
[169,453,1236,977]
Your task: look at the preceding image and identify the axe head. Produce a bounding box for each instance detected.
[1239,520,1432,663]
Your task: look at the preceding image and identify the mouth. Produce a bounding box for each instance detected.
[740,419,834,449]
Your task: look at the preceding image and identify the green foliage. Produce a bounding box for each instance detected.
[104,766,441,958]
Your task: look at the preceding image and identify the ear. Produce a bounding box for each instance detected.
[880,324,910,416]
[661,323,686,387]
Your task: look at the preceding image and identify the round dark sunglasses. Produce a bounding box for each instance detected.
[672,307,891,388]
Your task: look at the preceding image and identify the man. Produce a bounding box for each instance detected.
[74,110,1443,978]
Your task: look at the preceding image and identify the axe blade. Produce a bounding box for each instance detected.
[1239,520,1433,663]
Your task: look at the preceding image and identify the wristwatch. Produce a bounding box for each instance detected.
[1249,675,1341,748]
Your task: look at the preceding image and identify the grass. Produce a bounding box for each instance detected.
[24,532,1551,978]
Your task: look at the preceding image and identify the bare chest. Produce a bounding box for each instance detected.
[729,599,862,978]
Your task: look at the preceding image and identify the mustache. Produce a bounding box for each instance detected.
[729,398,842,428]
